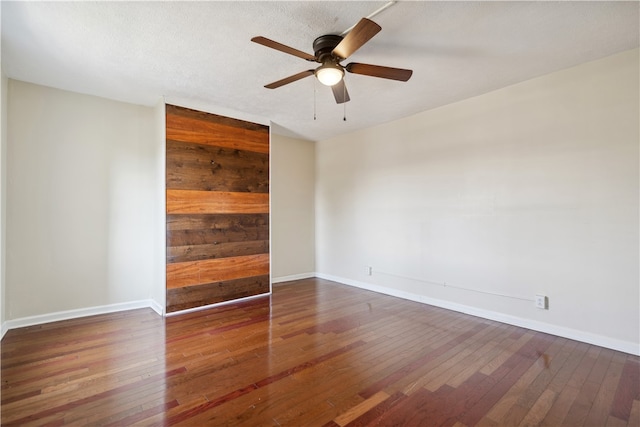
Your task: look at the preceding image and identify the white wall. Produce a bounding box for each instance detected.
[316,48,639,354]
[0,0,5,337]
[6,80,160,321]
[151,99,166,313]
[270,132,316,281]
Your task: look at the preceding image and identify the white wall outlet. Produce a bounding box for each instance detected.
[535,294,548,309]
[366,266,373,276]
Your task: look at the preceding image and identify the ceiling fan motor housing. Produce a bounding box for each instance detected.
[313,34,344,62]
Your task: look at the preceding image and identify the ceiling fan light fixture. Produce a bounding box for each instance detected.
[315,63,344,86]
[253,17,413,103]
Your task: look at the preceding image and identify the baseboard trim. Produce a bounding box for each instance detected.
[2,300,162,335]
[272,272,316,284]
[315,272,640,356]
[1,321,8,340]
[149,299,164,316]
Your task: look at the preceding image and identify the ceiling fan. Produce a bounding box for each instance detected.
[251,17,413,104]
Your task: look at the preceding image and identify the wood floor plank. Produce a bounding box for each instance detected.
[290,326,438,425]
[297,320,440,423]
[540,384,581,427]
[478,330,537,376]
[390,321,494,395]
[359,322,489,399]
[457,332,556,426]
[2,278,638,426]
[485,335,567,425]
[628,399,640,427]
[518,388,557,426]
[421,322,508,392]
[342,390,408,426]
[333,391,390,426]
[445,324,515,388]
[611,358,640,421]
[583,350,622,426]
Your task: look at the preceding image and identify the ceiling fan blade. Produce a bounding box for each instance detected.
[251,36,316,61]
[332,18,381,60]
[264,70,314,89]
[331,79,350,104]
[346,63,413,82]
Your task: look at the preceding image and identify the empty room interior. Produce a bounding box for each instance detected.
[0,1,639,426]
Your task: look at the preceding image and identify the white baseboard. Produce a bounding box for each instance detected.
[2,299,162,335]
[149,299,164,316]
[272,272,316,284]
[1,321,7,340]
[315,272,640,356]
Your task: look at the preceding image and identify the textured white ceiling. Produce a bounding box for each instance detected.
[2,1,638,141]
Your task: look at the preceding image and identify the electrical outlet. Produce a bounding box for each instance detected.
[366,266,373,276]
[535,294,548,310]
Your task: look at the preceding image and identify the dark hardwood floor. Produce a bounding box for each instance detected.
[1,278,639,426]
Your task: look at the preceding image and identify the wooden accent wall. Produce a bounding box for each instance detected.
[166,105,270,313]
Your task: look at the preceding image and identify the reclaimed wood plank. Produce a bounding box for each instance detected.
[166,253,269,289]
[166,275,270,312]
[166,104,268,134]
[166,139,269,193]
[166,111,269,154]
[166,189,269,214]
[167,240,269,264]
[166,213,268,250]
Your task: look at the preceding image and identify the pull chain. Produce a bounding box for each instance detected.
[313,77,349,121]
[343,78,347,121]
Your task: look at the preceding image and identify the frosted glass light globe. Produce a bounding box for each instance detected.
[316,64,344,86]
